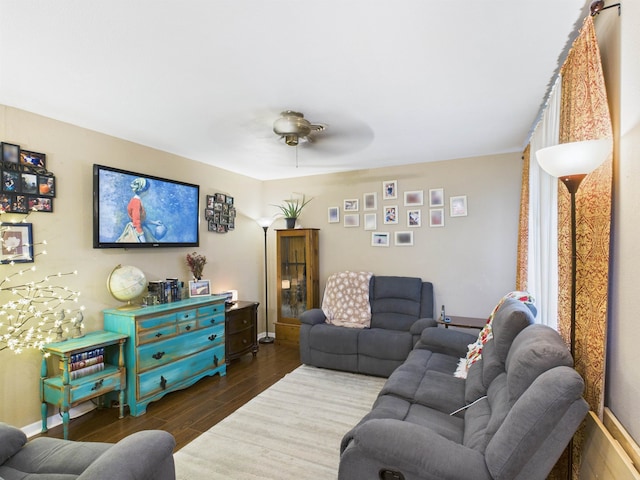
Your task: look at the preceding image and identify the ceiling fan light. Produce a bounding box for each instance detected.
[284,134,299,146]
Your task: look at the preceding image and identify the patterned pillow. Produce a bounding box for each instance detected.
[322,271,373,328]
[454,291,535,379]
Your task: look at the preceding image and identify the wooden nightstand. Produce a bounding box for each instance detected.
[225,301,259,363]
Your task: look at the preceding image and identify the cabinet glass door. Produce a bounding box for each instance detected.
[279,234,308,319]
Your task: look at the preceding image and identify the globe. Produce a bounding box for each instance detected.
[107,264,148,309]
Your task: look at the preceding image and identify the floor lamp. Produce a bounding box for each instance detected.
[536,137,612,479]
[257,217,275,344]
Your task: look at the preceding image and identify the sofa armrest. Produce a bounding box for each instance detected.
[0,423,27,463]
[409,317,437,335]
[414,327,477,357]
[340,419,491,480]
[299,308,327,326]
[78,430,176,480]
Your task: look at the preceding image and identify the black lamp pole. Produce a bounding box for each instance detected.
[259,225,274,344]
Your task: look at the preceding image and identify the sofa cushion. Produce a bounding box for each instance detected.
[322,271,373,328]
[370,276,423,331]
[506,324,573,400]
[0,423,27,465]
[358,328,412,361]
[308,324,359,354]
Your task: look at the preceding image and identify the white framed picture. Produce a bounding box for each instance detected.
[382,180,398,200]
[383,205,398,224]
[344,213,360,227]
[407,209,421,227]
[429,188,444,207]
[344,199,359,212]
[404,190,424,206]
[363,192,377,210]
[450,195,468,217]
[371,232,390,247]
[328,206,340,223]
[364,213,377,230]
[394,231,414,246]
[189,279,211,297]
[429,208,445,227]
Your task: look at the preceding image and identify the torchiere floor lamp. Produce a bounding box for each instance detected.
[257,217,275,344]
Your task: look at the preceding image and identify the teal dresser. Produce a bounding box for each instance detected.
[103,296,226,416]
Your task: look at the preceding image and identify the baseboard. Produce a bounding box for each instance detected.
[257,331,276,340]
[21,401,97,439]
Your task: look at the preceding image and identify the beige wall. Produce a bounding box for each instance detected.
[599,4,640,443]
[0,105,523,428]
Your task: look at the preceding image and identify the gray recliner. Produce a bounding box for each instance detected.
[0,422,176,480]
[299,275,436,377]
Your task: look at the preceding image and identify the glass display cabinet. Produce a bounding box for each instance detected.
[275,228,319,345]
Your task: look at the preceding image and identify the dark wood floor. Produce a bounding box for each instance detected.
[38,342,301,450]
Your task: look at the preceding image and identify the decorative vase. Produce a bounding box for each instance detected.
[285,217,297,229]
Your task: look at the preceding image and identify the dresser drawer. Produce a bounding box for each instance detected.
[178,319,197,334]
[138,312,177,330]
[137,324,224,372]
[198,312,225,329]
[227,331,253,353]
[198,303,225,317]
[137,344,225,399]
[138,324,177,345]
[227,310,253,334]
[177,309,197,322]
[43,365,124,406]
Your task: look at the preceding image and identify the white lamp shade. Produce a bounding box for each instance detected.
[536,138,612,178]
[256,217,274,228]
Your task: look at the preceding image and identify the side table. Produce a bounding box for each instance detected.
[225,301,259,363]
[40,330,128,439]
[437,315,487,330]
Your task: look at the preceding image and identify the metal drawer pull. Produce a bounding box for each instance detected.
[160,376,167,390]
[155,332,163,338]
[185,325,192,331]
[152,351,165,360]
[213,355,219,367]
[91,379,104,391]
[208,334,217,341]
[243,339,248,344]
[210,318,216,324]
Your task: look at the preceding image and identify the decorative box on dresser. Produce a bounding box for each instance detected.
[103,296,226,417]
[225,301,259,363]
[275,228,320,346]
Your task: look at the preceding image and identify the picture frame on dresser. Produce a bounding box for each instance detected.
[189,279,211,297]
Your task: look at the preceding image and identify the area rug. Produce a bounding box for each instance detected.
[173,365,386,479]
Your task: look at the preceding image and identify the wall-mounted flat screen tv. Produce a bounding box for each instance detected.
[93,164,199,248]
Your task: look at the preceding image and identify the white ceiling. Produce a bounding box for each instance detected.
[0,1,589,181]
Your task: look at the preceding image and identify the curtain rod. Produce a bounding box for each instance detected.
[590,1,621,16]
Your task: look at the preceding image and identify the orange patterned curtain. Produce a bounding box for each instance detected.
[515,145,530,291]
[557,15,613,479]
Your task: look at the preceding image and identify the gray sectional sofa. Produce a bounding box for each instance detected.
[0,423,176,480]
[299,275,435,377]
[339,298,589,480]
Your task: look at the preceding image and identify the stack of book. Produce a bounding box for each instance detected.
[62,347,105,380]
[147,278,184,304]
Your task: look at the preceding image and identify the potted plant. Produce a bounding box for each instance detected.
[272,194,313,229]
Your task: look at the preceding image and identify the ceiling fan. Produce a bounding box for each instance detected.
[273,110,326,146]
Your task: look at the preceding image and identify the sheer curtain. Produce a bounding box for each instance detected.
[527,76,561,328]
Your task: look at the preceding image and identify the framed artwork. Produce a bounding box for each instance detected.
[21,173,38,194]
[429,188,444,207]
[1,222,34,264]
[207,192,234,233]
[206,195,215,208]
[407,209,421,227]
[429,208,445,227]
[363,192,377,210]
[395,231,414,246]
[19,150,46,169]
[344,213,359,227]
[344,199,359,212]
[382,180,397,200]
[383,205,398,224]
[189,279,211,297]
[328,207,340,223]
[450,195,468,217]
[10,195,28,213]
[404,190,424,206]
[364,213,377,230]
[371,232,390,247]
[1,142,20,164]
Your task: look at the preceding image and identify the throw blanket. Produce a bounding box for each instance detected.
[454,291,536,379]
[322,271,373,328]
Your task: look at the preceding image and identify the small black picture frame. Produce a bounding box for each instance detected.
[10,195,28,213]
[37,175,55,197]
[19,150,46,169]
[28,196,53,212]
[21,173,38,194]
[2,170,21,193]
[1,142,20,164]
[1,222,34,264]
